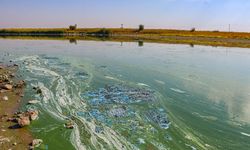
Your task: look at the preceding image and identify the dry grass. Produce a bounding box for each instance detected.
[1,28,250,48]
[1,28,250,39]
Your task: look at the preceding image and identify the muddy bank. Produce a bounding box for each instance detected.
[0,64,33,149]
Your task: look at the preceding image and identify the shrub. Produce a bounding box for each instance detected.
[95,28,111,36]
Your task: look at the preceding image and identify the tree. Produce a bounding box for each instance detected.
[69,24,77,30]
[190,28,196,32]
[139,24,144,31]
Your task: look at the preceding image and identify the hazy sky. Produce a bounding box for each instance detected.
[1,0,250,31]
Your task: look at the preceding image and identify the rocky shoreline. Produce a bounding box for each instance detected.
[0,63,42,150]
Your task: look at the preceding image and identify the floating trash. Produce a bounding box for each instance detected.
[78,83,172,149]
[95,126,104,134]
[89,109,107,123]
[82,84,156,106]
[108,107,126,118]
[75,72,89,79]
[145,109,170,129]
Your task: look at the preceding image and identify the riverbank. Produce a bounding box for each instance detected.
[0,64,33,149]
[1,28,250,48]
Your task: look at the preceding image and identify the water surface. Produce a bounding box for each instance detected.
[1,39,250,150]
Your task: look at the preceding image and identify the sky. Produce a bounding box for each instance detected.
[1,0,250,32]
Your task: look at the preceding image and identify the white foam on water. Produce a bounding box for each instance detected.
[70,116,135,150]
[154,79,165,85]
[170,88,186,94]
[105,76,117,80]
[241,132,250,137]
[185,144,197,150]
[137,83,150,87]
[71,125,86,150]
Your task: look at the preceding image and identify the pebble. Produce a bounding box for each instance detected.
[10,73,15,78]
[18,116,30,127]
[2,96,8,101]
[28,110,39,121]
[31,139,43,148]
[2,84,13,90]
[65,121,74,129]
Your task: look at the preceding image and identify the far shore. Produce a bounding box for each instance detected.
[1,28,250,48]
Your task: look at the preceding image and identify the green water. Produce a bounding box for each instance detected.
[0,39,250,150]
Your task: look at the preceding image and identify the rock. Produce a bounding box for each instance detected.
[31,139,43,148]
[0,74,9,82]
[2,96,8,101]
[0,66,3,69]
[13,64,18,67]
[13,142,17,146]
[28,110,39,121]
[11,110,39,127]
[17,116,30,127]
[2,84,12,90]
[7,118,16,122]
[14,80,25,88]
[10,73,15,78]
[0,137,10,143]
[28,100,40,105]
[65,121,74,129]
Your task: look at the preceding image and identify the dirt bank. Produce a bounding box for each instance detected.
[0,64,33,150]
